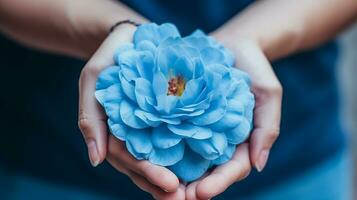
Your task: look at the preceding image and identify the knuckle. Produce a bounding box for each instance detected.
[240,167,251,180]
[254,81,283,97]
[78,117,92,133]
[268,128,280,141]
[80,61,107,78]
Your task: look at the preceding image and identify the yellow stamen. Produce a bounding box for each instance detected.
[167,75,186,96]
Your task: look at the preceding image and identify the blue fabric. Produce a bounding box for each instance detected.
[0,148,351,200]
[0,0,347,199]
[236,149,353,200]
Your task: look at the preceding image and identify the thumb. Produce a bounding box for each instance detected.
[78,68,108,167]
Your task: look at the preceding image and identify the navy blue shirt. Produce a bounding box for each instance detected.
[0,0,346,199]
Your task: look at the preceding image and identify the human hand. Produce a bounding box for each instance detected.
[78,25,185,200]
[185,35,283,200]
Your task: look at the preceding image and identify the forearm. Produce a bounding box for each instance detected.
[213,0,357,61]
[0,0,147,59]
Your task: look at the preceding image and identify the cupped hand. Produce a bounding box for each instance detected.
[78,25,185,200]
[185,36,283,200]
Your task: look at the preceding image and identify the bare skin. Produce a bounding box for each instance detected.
[0,0,356,199]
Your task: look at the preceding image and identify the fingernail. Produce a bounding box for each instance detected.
[87,139,100,167]
[256,149,269,172]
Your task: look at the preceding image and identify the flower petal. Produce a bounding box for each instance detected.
[136,40,157,56]
[172,56,194,80]
[169,148,210,182]
[134,23,180,46]
[119,71,136,102]
[225,118,252,144]
[134,78,155,112]
[152,71,168,96]
[136,51,154,81]
[126,128,153,160]
[96,66,120,90]
[158,23,180,41]
[186,132,227,160]
[180,77,205,105]
[155,94,178,115]
[95,89,106,107]
[167,123,212,139]
[108,119,127,141]
[113,43,134,65]
[212,144,236,165]
[209,99,245,132]
[120,100,148,129]
[189,96,227,126]
[200,47,225,66]
[152,125,183,149]
[135,109,181,126]
[149,141,185,166]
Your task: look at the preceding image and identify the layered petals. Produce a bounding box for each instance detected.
[95,23,255,182]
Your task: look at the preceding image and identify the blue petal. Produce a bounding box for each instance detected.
[225,118,251,144]
[134,78,155,112]
[136,40,157,56]
[189,96,227,126]
[152,71,168,96]
[96,66,120,90]
[186,132,227,160]
[126,128,153,160]
[134,23,160,45]
[190,30,206,38]
[103,83,124,103]
[209,99,244,132]
[184,35,210,51]
[152,125,183,148]
[172,56,194,80]
[193,58,205,78]
[135,109,181,126]
[167,123,212,139]
[117,49,139,71]
[222,48,235,67]
[180,77,205,105]
[156,46,180,76]
[231,68,251,84]
[134,23,180,46]
[95,89,106,106]
[136,52,154,81]
[200,47,225,66]
[169,147,210,182]
[104,100,121,123]
[119,71,136,101]
[134,110,162,127]
[108,119,127,141]
[212,144,236,165]
[158,23,180,40]
[120,100,148,129]
[149,141,185,166]
[121,65,139,82]
[114,43,134,65]
[155,94,178,115]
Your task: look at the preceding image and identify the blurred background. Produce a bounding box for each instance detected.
[339,22,357,198]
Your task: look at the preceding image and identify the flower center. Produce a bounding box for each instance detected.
[167,75,186,96]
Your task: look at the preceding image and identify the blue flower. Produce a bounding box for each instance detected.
[95,23,255,182]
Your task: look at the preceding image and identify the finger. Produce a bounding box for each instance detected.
[107,134,180,192]
[78,27,137,167]
[78,70,108,167]
[186,174,208,200]
[196,143,251,200]
[232,41,282,172]
[250,90,282,172]
[129,172,185,200]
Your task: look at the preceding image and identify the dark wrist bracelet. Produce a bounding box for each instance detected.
[109,20,141,34]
